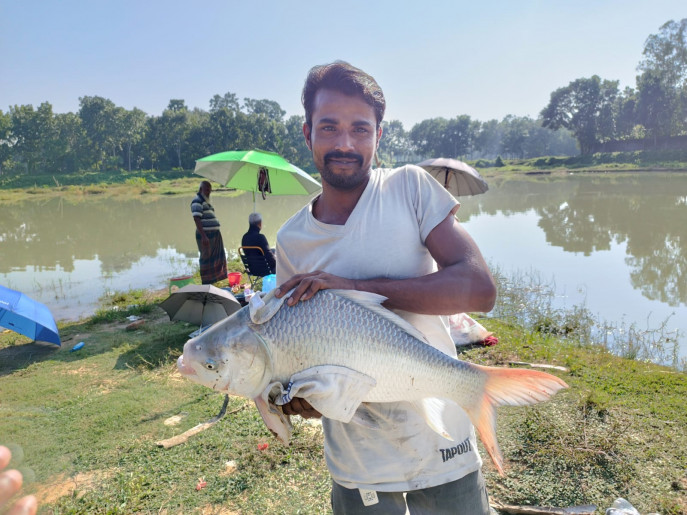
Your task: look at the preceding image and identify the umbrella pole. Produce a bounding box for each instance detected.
[200,299,207,329]
[252,191,256,212]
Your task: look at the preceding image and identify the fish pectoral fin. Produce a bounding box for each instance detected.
[253,396,292,445]
[249,289,287,324]
[408,398,462,441]
[278,365,376,423]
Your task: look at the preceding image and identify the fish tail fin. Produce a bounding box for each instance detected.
[465,365,568,476]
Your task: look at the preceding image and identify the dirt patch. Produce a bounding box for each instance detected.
[33,469,115,504]
[64,365,98,376]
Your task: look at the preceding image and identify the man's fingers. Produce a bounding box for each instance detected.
[0,446,10,470]
[281,398,322,419]
[0,470,23,508]
[7,494,37,515]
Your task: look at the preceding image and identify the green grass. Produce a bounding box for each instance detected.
[1,290,686,513]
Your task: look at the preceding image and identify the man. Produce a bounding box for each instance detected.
[241,212,276,274]
[191,180,228,285]
[275,61,497,514]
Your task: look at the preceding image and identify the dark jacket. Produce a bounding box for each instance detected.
[242,224,276,273]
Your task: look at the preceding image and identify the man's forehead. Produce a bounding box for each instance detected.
[312,89,376,121]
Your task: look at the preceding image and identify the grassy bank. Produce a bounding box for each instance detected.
[1,288,685,514]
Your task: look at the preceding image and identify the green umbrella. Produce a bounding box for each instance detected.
[194,149,321,210]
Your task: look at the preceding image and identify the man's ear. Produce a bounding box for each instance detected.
[303,123,312,151]
[376,125,383,149]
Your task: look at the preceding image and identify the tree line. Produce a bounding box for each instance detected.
[1,19,684,177]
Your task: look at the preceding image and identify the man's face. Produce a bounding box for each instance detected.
[303,89,382,191]
[201,182,212,197]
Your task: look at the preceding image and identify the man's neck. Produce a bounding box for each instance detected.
[312,174,371,225]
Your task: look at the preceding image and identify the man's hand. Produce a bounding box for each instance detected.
[281,398,322,419]
[275,271,356,306]
[0,446,37,515]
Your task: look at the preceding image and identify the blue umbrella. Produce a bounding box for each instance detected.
[0,285,61,346]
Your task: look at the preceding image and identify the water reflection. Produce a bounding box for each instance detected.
[458,173,687,308]
[0,193,313,274]
[0,192,314,320]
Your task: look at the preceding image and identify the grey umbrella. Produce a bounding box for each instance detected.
[416,158,489,197]
[159,284,241,327]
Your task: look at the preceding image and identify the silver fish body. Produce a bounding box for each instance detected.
[178,289,567,474]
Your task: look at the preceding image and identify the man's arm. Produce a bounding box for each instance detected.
[193,216,209,246]
[275,214,496,315]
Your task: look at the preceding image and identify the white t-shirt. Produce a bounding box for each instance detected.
[275,165,482,491]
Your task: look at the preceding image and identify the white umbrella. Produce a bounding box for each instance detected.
[159,284,241,327]
[417,158,489,197]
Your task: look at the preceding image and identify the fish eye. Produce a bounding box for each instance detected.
[204,359,216,370]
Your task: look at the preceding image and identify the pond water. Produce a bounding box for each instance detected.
[1,172,686,366]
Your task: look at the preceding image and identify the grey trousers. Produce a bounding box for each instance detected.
[330,470,490,514]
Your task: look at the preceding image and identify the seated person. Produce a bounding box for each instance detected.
[241,212,276,273]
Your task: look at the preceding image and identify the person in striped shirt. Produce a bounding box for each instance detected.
[191,180,228,284]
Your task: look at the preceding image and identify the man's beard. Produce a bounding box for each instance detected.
[319,150,369,191]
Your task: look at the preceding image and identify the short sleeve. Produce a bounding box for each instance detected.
[403,165,460,242]
[191,199,203,218]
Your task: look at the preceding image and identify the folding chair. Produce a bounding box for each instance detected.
[238,246,275,289]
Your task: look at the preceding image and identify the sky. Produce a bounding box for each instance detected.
[1,1,685,129]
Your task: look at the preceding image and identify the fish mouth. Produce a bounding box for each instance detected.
[177,355,197,376]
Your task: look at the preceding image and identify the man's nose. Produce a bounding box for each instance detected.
[333,131,354,151]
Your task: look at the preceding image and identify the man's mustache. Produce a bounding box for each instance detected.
[324,151,363,165]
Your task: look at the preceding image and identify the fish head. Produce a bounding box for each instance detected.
[177,311,273,399]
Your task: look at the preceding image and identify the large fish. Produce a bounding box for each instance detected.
[177,289,568,474]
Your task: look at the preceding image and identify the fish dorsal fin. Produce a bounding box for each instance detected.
[328,289,431,345]
[249,289,287,324]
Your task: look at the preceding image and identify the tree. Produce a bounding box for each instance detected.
[242,98,286,122]
[639,19,687,87]
[0,110,13,174]
[445,115,475,158]
[167,99,187,112]
[122,108,147,172]
[636,70,677,140]
[209,92,240,113]
[10,102,56,174]
[281,115,312,171]
[501,115,531,159]
[378,120,414,164]
[49,112,87,173]
[615,87,638,139]
[78,96,122,168]
[160,105,190,169]
[541,76,619,155]
[636,19,687,137]
[409,117,448,156]
[474,119,503,158]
